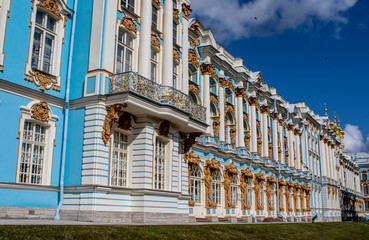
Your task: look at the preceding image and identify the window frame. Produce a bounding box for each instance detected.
[211,170,222,205]
[189,165,202,204]
[153,134,172,191]
[16,101,58,186]
[120,0,135,13]
[173,61,178,88]
[109,128,133,187]
[150,47,159,82]
[230,174,238,206]
[24,0,69,90]
[0,0,11,71]
[115,28,134,74]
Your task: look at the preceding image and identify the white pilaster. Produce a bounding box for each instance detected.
[296,133,301,170]
[219,78,225,142]
[203,74,211,133]
[138,0,152,78]
[236,96,244,148]
[272,118,278,161]
[182,18,189,94]
[261,112,268,158]
[250,105,257,153]
[162,0,173,86]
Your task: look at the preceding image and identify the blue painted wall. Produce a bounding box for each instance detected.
[0,188,58,208]
[64,108,85,186]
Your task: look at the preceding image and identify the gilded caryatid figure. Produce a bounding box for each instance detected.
[292,182,300,212]
[254,171,265,210]
[285,180,294,212]
[278,178,285,211]
[102,103,127,145]
[185,150,201,207]
[278,132,282,162]
[223,162,238,208]
[268,127,272,158]
[230,126,237,147]
[240,168,253,210]
[212,117,220,143]
[203,158,221,208]
[243,113,251,150]
[266,175,276,211]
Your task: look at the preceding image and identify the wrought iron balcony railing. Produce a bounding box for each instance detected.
[108,71,206,123]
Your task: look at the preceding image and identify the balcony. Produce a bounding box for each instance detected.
[108,71,206,123]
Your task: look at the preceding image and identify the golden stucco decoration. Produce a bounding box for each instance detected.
[265,175,276,211]
[254,171,265,210]
[268,127,273,158]
[230,126,236,147]
[173,48,180,62]
[285,180,293,212]
[256,120,262,154]
[212,117,220,143]
[240,168,253,210]
[121,15,137,33]
[284,136,289,165]
[200,63,218,80]
[173,9,179,21]
[152,0,161,6]
[28,70,59,91]
[151,33,160,48]
[190,37,200,49]
[31,101,50,122]
[203,158,221,208]
[102,103,127,145]
[223,162,238,208]
[188,49,199,69]
[182,4,192,20]
[278,132,282,162]
[37,0,62,19]
[278,178,285,211]
[260,105,269,114]
[248,97,259,107]
[235,87,247,99]
[184,132,202,153]
[243,113,251,150]
[190,22,199,34]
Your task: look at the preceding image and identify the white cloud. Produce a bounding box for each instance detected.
[343,124,369,153]
[191,0,357,41]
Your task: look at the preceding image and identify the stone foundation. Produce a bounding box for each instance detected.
[0,206,55,219]
[60,210,190,224]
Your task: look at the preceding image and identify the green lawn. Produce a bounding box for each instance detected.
[0,222,368,240]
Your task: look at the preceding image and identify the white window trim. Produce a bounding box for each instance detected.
[189,165,202,204]
[0,0,11,71]
[24,0,70,91]
[119,0,136,15]
[16,101,58,185]
[152,130,173,191]
[108,124,134,187]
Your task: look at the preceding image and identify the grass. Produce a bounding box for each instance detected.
[0,222,368,240]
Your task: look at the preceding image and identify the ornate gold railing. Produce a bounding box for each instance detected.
[108,71,206,122]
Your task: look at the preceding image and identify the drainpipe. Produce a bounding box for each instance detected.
[318,125,328,222]
[54,0,78,221]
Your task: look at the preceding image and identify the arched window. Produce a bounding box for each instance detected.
[189,165,202,203]
[110,131,129,186]
[225,88,232,104]
[230,175,238,206]
[116,29,133,73]
[259,182,265,207]
[210,78,217,95]
[212,171,222,205]
[243,99,248,113]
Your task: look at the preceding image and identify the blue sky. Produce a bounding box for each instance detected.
[191,0,369,153]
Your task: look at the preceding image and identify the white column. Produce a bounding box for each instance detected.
[203,74,211,133]
[162,0,173,86]
[320,140,326,177]
[236,96,244,148]
[219,80,225,142]
[280,124,285,165]
[296,133,301,170]
[138,0,152,78]
[272,117,278,161]
[288,128,294,168]
[261,112,268,157]
[250,103,257,153]
[182,19,189,94]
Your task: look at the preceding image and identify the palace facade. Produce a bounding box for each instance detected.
[0,0,364,223]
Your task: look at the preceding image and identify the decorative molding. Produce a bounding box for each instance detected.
[31,101,50,122]
[248,97,259,107]
[102,103,127,145]
[189,82,202,105]
[182,4,192,21]
[151,33,160,48]
[190,37,200,49]
[235,87,247,100]
[188,49,199,69]
[284,136,289,165]
[243,113,251,150]
[278,178,285,211]
[254,171,265,210]
[223,162,238,208]
[121,15,137,33]
[268,127,273,158]
[200,63,218,80]
[173,9,179,21]
[266,175,276,211]
[260,105,269,114]
[230,126,236,147]
[184,132,202,153]
[27,70,59,91]
[256,120,262,154]
[190,22,199,34]
[173,48,180,62]
[152,0,161,6]
[212,117,220,143]
[159,120,170,137]
[240,168,253,210]
[37,0,62,19]
[203,158,221,208]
